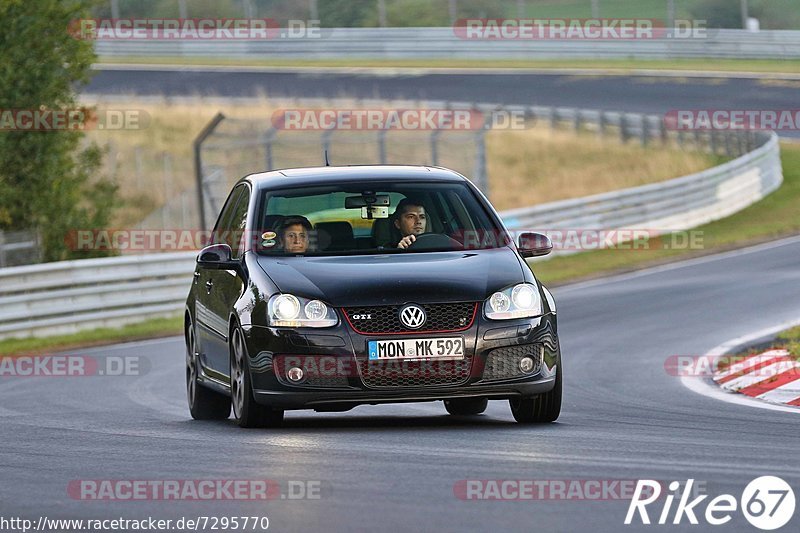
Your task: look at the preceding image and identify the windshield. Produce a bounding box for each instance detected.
[254,181,508,256]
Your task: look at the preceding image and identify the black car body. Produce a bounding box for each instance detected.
[185,165,562,427]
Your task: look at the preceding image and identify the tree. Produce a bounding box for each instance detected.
[0,0,117,262]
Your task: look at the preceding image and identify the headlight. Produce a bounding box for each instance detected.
[268,294,338,327]
[484,283,542,320]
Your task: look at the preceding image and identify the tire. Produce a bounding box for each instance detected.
[230,325,284,428]
[186,317,230,420]
[444,397,488,416]
[509,359,562,424]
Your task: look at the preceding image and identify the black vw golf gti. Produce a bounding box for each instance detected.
[185,165,562,427]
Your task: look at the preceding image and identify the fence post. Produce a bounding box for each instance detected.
[193,112,226,231]
[573,109,582,132]
[321,128,334,164]
[430,129,440,166]
[264,127,277,170]
[474,122,489,196]
[0,230,5,268]
[378,129,387,164]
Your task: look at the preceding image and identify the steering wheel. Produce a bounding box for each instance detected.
[406,233,463,251]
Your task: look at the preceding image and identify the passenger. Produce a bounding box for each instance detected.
[391,198,428,249]
[274,216,313,254]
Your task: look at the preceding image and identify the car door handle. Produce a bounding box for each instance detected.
[205,280,213,292]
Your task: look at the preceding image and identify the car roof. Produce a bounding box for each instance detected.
[242,165,468,190]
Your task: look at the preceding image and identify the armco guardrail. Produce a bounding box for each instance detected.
[94,28,800,60]
[0,252,195,340]
[501,131,782,234]
[0,130,782,341]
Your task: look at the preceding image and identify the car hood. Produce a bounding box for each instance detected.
[255,248,524,307]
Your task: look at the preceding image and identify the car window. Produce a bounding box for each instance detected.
[255,181,504,256]
[212,184,249,257]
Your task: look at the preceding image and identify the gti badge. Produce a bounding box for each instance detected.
[351,314,372,320]
[399,304,426,329]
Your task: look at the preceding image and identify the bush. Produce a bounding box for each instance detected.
[0,0,118,262]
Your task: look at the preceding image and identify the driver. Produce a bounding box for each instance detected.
[274,215,313,254]
[392,198,428,249]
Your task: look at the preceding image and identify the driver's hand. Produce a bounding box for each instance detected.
[397,234,417,249]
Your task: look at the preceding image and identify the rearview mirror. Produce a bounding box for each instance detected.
[345,194,390,208]
[197,243,238,269]
[517,232,553,258]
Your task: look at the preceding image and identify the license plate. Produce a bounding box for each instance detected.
[368,337,465,361]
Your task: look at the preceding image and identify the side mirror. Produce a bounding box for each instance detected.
[517,232,553,258]
[197,243,237,269]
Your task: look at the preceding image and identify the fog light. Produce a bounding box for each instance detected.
[287,367,304,382]
[519,357,535,373]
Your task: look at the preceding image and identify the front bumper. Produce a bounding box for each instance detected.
[242,312,559,410]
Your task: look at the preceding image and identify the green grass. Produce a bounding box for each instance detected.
[530,142,800,285]
[95,56,800,75]
[777,326,800,361]
[0,315,183,357]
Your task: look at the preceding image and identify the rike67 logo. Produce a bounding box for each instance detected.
[625,477,795,530]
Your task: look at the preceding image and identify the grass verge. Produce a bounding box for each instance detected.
[0,315,183,357]
[96,56,800,75]
[777,326,800,361]
[530,142,800,285]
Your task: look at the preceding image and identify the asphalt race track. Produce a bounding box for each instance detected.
[2,236,799,532]
[85,66,800,138]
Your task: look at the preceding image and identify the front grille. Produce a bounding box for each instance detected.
[481,343,542,381]
[358,355,473,388]
[344,302,477,335]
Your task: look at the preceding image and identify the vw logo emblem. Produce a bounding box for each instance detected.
[399,304,426,329]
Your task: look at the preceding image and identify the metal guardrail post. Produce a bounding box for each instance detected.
[597,111,607,139]
[620,114,630,143]
[640,114,649,147]
[193,112,226,231]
